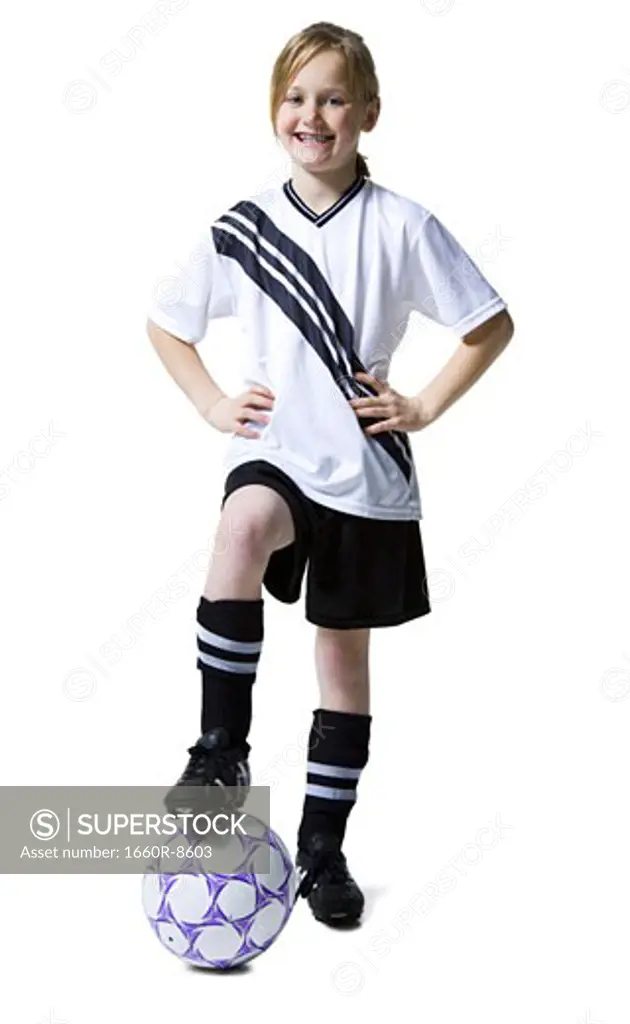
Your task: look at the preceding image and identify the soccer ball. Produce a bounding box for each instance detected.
[141,818,298,969]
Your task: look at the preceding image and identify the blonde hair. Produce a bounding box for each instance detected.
[270,21,380,178]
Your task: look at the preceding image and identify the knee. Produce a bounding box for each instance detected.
[214,504,279,563]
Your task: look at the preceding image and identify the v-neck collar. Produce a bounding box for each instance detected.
[282,173,368,228]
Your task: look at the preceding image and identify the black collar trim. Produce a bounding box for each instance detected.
[282,174,368,227]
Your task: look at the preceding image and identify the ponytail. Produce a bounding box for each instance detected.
[356,152,370,178]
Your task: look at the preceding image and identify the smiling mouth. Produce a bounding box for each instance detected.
[293,132,334,142]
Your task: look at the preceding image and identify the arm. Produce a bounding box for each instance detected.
[146,318,226,420]
[417,309,514,424]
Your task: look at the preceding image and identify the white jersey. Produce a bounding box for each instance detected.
[147,174,507,520]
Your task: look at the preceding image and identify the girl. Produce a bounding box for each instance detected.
[146,21,513,927]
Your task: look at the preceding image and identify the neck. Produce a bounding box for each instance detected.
[289,160,361,208]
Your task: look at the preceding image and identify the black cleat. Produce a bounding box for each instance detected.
[164,727,250,816]
[296,832,364,926]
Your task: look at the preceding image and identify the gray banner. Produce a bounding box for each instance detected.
[0,787,272,874]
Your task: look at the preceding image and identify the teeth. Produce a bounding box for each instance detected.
[296,133,332,142]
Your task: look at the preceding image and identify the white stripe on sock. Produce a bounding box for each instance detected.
[197,650,259,674]
[305,783,356,801]
[307,762,362,779]
[197,623,262,654]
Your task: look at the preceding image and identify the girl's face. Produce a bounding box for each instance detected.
[275,49,378,174]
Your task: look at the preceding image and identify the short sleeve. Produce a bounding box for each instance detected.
[403,212,507,335]
[147,222,235,345]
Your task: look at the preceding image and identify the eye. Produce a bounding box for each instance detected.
[285,95,345,106]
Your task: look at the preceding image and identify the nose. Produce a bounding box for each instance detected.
[300,100,325,127]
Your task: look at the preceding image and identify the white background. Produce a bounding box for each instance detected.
[1,0,629,1021]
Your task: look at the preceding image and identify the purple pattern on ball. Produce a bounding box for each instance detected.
[142,824,297,969]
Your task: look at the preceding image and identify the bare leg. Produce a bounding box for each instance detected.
[203,485,295,601]
[314,626,371,715]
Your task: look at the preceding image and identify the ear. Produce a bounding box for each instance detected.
[362,97,381,133]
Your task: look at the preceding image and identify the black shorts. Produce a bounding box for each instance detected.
[220,460,431,630]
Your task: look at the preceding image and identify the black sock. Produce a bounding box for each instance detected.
[196,595,264,751]
[297,708,371,850]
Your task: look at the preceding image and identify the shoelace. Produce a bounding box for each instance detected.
[180,744,237,783]
[297,847,350,898]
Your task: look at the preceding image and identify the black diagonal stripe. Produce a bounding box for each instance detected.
[217,213,348,381]
[228,204,413,482]
[212,209,412,483]
[213,225,348,384]
[227,203,357,372]
[220,209,408,462]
